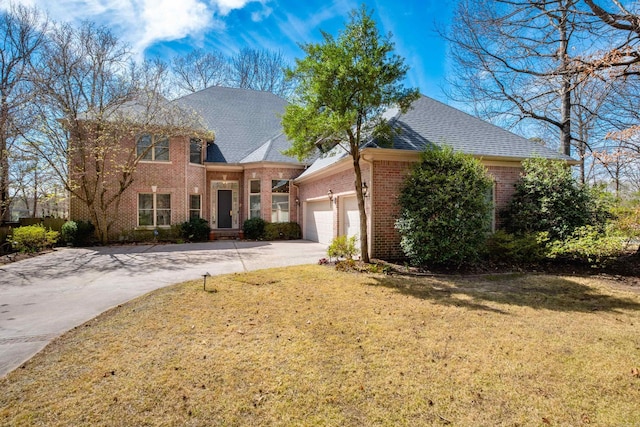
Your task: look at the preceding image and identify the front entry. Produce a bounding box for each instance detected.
[211,180,239,229]
[217,190,233,229]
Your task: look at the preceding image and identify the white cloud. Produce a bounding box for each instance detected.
[251,5,272,22]
[4,0,271,55]
[136,0,212,53]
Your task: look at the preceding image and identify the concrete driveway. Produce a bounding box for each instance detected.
[0,240,327,377]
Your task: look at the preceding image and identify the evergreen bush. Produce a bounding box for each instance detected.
[395,146,493,266]
[180,217,210,242]
[243,217,266,240]
[502,158,612,240]
[264,222,301,240]
[61,220,95,246]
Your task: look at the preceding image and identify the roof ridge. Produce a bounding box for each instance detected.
[176,85,287,102]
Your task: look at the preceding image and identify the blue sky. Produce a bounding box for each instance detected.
[7,0,454,101]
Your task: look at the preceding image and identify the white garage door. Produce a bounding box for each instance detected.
[342,196,360,239]
[305,200,333,244]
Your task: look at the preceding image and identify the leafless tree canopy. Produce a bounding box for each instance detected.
[28,21,210,242]
[446,0,640,193]
[170,47,294,98]
[0,4,47,221]
[171,49,229,94]
[230,48,294,97]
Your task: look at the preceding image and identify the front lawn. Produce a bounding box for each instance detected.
[2,266,640,425]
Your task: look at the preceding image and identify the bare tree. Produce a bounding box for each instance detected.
[0,4,47,222]
[230,48,294,98]
[9,146,52,218]
[30,22,210,243]
[171,49,229,95]
[444,0,594,156]
[581,0,640,77]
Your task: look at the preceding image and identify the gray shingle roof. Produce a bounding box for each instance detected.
[378,95,571,160]
[297,95,573,180]
[175,88,571,169]
[174,86,302,164]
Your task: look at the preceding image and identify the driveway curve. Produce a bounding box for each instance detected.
[0,240,327,377]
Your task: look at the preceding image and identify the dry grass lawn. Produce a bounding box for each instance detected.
[2,266,640,426]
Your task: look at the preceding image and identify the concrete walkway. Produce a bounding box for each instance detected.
[0,240,327,377]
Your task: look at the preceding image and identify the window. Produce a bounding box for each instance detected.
[136,134,169,161]
[485,183,495,232]
[138,193,171,226]
[190,138,203,164]
[190,195,201,220]
[249,180,261,219]
[271,179,289,223]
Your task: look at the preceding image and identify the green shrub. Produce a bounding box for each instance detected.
[129,226,182,243]
[395,146,493,267]
[486,230,549,264]
[611,206,640,249]
[60,221,96,246]
[10,224,59,253]
[76,221,96,245]
[243,217,267,240]
[264,222,301,240]
[61,220,95,246]
[547,224,626,267]
[61,221,77,244]
[502,158,612,240]
[180,218,210,242]
[327,235,359,260]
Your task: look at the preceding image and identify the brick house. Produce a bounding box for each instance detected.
[69,86,572,258]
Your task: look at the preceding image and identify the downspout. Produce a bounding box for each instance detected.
[361,154,374,259]
[291,181,300,227]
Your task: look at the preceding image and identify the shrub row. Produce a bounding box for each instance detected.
[242,218,301,240]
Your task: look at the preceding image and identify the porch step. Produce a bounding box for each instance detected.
[211,230,243,240]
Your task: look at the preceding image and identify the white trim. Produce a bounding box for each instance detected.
[304,195,333,203]
[138,160,173,165]
[248,179,261,219]
[210,180,239,229]
[137,192,171,228]
[189,194,202,220]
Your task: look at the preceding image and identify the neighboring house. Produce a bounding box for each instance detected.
[69,86,572,259]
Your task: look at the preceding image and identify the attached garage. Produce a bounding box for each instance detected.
[341,196,360,240]
[304,200,333,244]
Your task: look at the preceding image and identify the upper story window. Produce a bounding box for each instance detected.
[136,134,169,162]
[190,138,203,164]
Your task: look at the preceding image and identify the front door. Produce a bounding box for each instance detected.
[217,190,233,228]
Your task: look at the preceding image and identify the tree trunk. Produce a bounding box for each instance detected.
[559,3,572,157]
[352,150,370,263]
[0,133,10,222]
[31,166,38,218]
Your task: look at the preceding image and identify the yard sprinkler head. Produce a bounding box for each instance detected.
[202,272,214,292]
